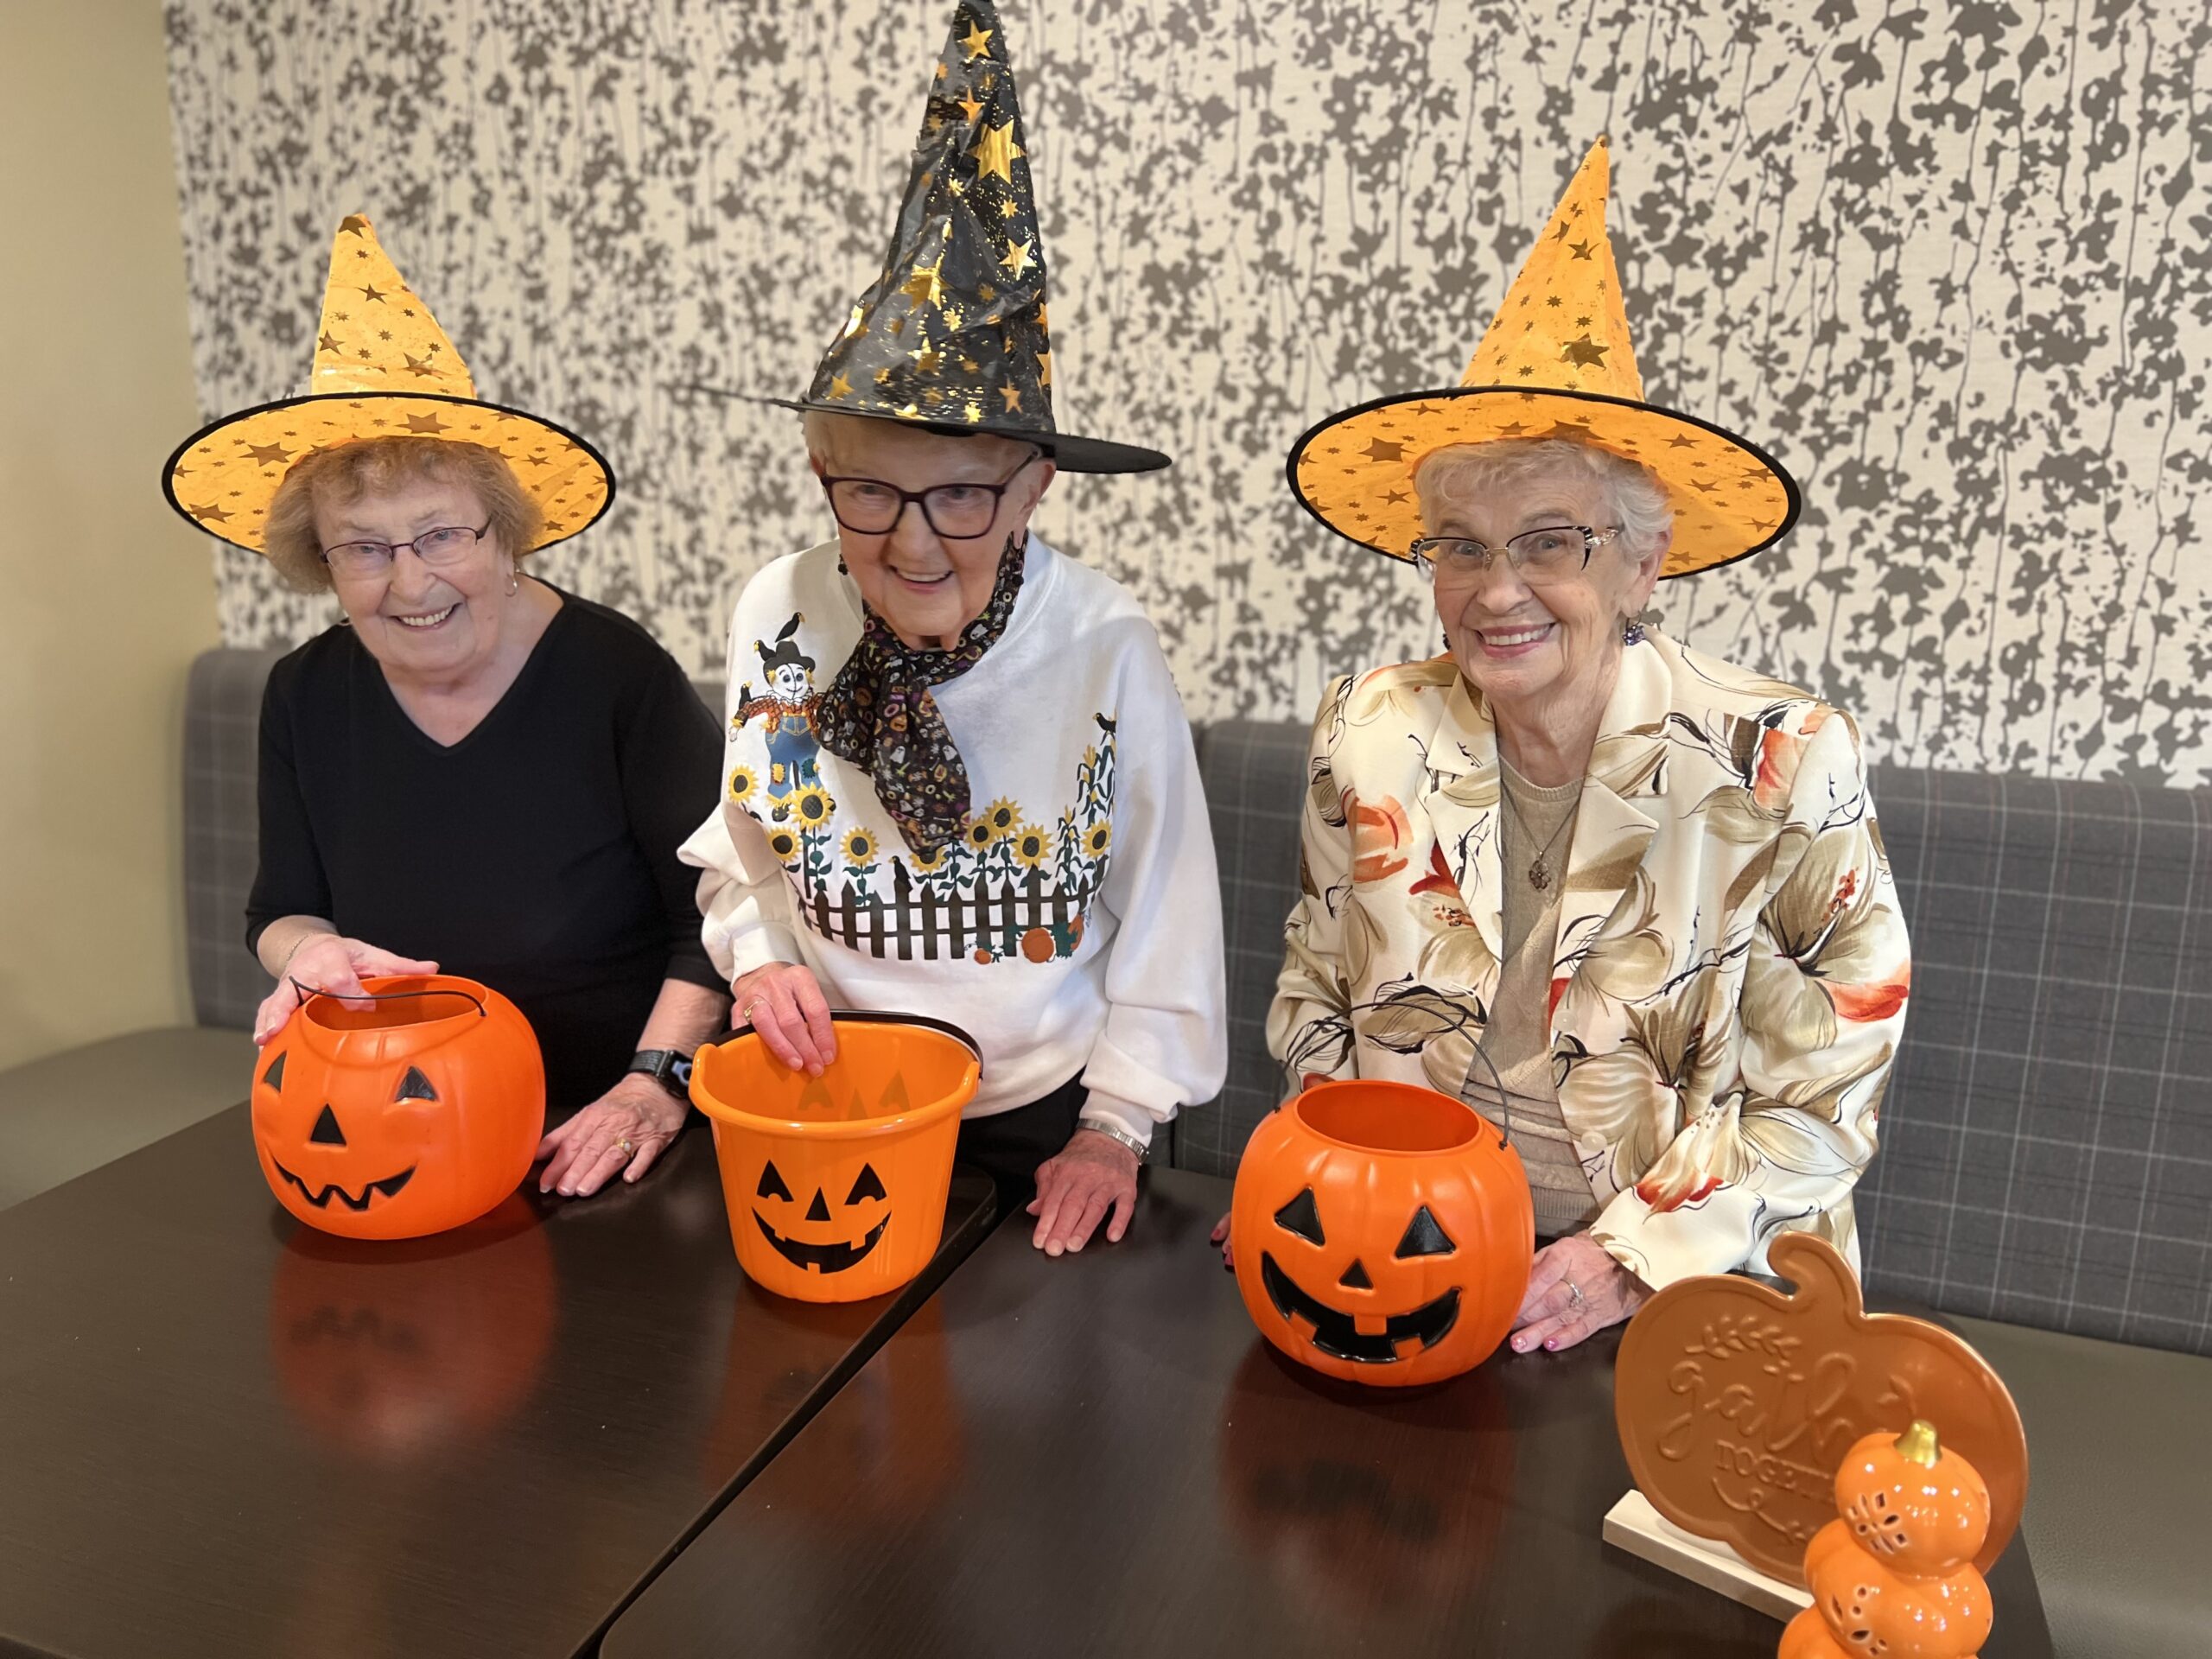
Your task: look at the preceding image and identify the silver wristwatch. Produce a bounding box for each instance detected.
[1079,1118,1150,1165]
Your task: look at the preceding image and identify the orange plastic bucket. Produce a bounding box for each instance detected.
[689,1013,981,1303]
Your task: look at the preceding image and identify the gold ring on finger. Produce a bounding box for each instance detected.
[617,1137,634,1154]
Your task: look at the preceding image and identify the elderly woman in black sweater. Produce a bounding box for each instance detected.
[169,216,725,1200]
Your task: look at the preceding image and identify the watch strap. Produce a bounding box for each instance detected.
[627,1049,694,1101]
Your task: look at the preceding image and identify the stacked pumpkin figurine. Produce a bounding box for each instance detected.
[1781,1419,1994,1659]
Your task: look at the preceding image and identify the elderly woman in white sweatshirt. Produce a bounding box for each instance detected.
[684,3,1224,1252]
[681,402,1224,1254]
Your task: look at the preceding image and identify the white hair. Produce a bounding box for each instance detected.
[799,406,1035,470]
[1413,438,1674,560]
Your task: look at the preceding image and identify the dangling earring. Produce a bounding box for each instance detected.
[506,564,519,597]
[1622,608,1655,646]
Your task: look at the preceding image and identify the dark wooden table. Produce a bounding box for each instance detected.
[0,1105,994,1659]
[604,1166,2051,1659]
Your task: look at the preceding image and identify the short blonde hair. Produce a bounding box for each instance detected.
[1414,438,1673,560]
[261,437,540,593]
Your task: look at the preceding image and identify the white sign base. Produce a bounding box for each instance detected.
[1601,1488,1815,1624]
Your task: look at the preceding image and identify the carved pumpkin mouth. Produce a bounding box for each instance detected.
[272,1160,416,1213]
[753,1211,889,1274]
[1260,1253,1461,1364]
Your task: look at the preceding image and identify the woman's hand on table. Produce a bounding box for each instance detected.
[1028,1128,1139,1256]
[729,963,836,1075]
[537,1075,687,1197]
[252,934,438,1045]
[1510,1233,1651,1353]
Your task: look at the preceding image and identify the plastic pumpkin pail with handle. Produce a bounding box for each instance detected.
[690,1012,981,1303]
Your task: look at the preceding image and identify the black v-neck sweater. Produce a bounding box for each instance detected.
[246,591,724,1117]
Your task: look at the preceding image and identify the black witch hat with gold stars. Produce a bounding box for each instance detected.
[750,0,1166,474]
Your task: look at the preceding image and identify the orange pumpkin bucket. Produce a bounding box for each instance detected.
[251,975,545,1241]
[689,1013,981,1303]
[1230,1078,1534,1387]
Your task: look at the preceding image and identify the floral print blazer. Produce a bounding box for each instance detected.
[1266,631,1911,1290]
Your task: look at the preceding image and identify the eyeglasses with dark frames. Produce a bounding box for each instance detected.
[817,453,1041,540]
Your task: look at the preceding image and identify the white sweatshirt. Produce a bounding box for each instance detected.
[677,534,1227,1147]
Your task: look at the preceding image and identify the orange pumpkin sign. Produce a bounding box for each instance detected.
[1780,1421,1996,1658]
[1230,1079,1534,1388]
[251,975,545,1240]
[1615,1233,2027,1586]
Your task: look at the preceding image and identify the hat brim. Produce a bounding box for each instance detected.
[684,385,1170,474]
[163,391,616,556]
[1287,385,1801,579]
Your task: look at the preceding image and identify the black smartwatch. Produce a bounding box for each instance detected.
[626,1049,695,1102]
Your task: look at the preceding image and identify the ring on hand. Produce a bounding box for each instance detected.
[616,1137,634,1155]
[1565,1276,1585,1312]
[741,998,764,1026]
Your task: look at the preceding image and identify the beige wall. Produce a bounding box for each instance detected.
[0,2,215,1067]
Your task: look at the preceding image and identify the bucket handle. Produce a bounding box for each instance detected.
[290,976,486,1018]
[1457,1040,1513,1151]
[728,1005,983,1065]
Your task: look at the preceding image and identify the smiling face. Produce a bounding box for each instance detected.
[317,472,516,678]
[808,414,1054,648]
[1417,445,1665,728]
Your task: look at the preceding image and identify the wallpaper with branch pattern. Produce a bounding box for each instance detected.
[164,0,2211,784]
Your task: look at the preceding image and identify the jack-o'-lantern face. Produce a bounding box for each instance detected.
[1257,1185,1465,1365]
[1230,1080,1534,1388]
[751,1158,892,1274]
[251,976,544,1240]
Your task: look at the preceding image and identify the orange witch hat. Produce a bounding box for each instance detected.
[1288,139,1799,578]
[162,215,613,555]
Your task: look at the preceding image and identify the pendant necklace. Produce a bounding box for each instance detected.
[1498,763,1582,893]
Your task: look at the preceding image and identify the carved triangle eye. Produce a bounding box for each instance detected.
[757,1161,793,1201]
[1272,1187,1325,1246]
[394,1066,437,1102]
[846,1164,887,1204]
[310,1105,346,1147]
[261,1052,286,1090]
[1395,1205,1456,1259]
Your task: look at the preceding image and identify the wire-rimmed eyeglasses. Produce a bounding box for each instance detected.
[319,523,492,577]
[1408,524,1620,584]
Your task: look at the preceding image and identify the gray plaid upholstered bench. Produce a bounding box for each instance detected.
[1186,719,2212,1659]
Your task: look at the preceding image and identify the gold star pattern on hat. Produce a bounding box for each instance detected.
[163,214,614,556]
[1287,138,1800,578]
[769,0,1164,474]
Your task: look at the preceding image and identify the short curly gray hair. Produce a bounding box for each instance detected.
[1413,438,1673,560]
[261,437,540,593]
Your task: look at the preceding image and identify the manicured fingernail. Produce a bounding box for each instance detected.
[1545,1338,1560,1351]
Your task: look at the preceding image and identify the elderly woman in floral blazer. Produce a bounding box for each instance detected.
[1225,140,1910,1355]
